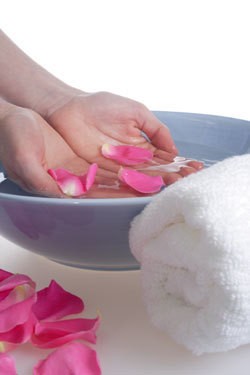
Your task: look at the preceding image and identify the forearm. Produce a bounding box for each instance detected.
[0,30,81,118]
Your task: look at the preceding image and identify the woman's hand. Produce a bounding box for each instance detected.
[0,104,147,198]
[46,91,203,185]
[0,32,203,197]
[0,104,93,197]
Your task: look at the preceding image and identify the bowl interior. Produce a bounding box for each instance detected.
[154,111,250,167]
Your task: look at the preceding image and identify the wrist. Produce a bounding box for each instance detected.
[0,31,86,120]
[31,82,85,120]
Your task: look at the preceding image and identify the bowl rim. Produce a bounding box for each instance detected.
[0,186,153,206]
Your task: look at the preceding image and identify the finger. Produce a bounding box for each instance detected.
[94,174,119,186]
[4,171,31,194]
[58,155,119,182]
[137,109,178,154]
[136,165,183,186]
[86,154,122,175]
[163,172,182,185]
[153,149,177,162]
[15,162,63,197]
[178,166,197,177]
[187,160,204,170]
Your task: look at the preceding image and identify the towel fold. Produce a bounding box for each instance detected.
[129,154,250,354]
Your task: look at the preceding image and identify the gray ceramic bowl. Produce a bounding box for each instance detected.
[1,112,250,270]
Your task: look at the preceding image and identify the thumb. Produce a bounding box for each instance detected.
[8,161,63,198]
[137,109,178,154]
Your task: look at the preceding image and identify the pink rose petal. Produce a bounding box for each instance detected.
[48,169,85,196]
[32,280,84,321]
[0,312,36,345]
[0,270,102,374]
[32,317,99,348]
[101,144,153,165]
[0,295,36,332]
[0,341,17,353]
[0,289,10,303]
[0,270,13,283]
[33,342,101,375]
[0,274,36,332]
[0,270,13,303]
[0,353,17,375]
[48,164,98,197]
[118,168,165,193]
[47,168,68,180]
[79,163,98,191]
[0,274,35,295]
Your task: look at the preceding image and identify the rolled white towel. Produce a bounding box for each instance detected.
[129,154,250,354]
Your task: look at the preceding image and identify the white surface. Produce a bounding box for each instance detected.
[1,0,250,121]
[1,236,250,375]
[1,1,250,373]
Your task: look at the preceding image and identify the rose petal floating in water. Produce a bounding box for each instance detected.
[33,342,101,375]
[118,168,165,194]
[101,144,153,165]
[48,164,98,197]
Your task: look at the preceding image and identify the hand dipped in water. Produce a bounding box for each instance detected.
[46,91,203,186]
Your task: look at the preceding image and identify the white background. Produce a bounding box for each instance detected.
[1,1,250,374]
[1,0,249,120]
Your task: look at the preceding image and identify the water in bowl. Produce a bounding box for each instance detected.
[0,142,234,198]
[176,141,235,167]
